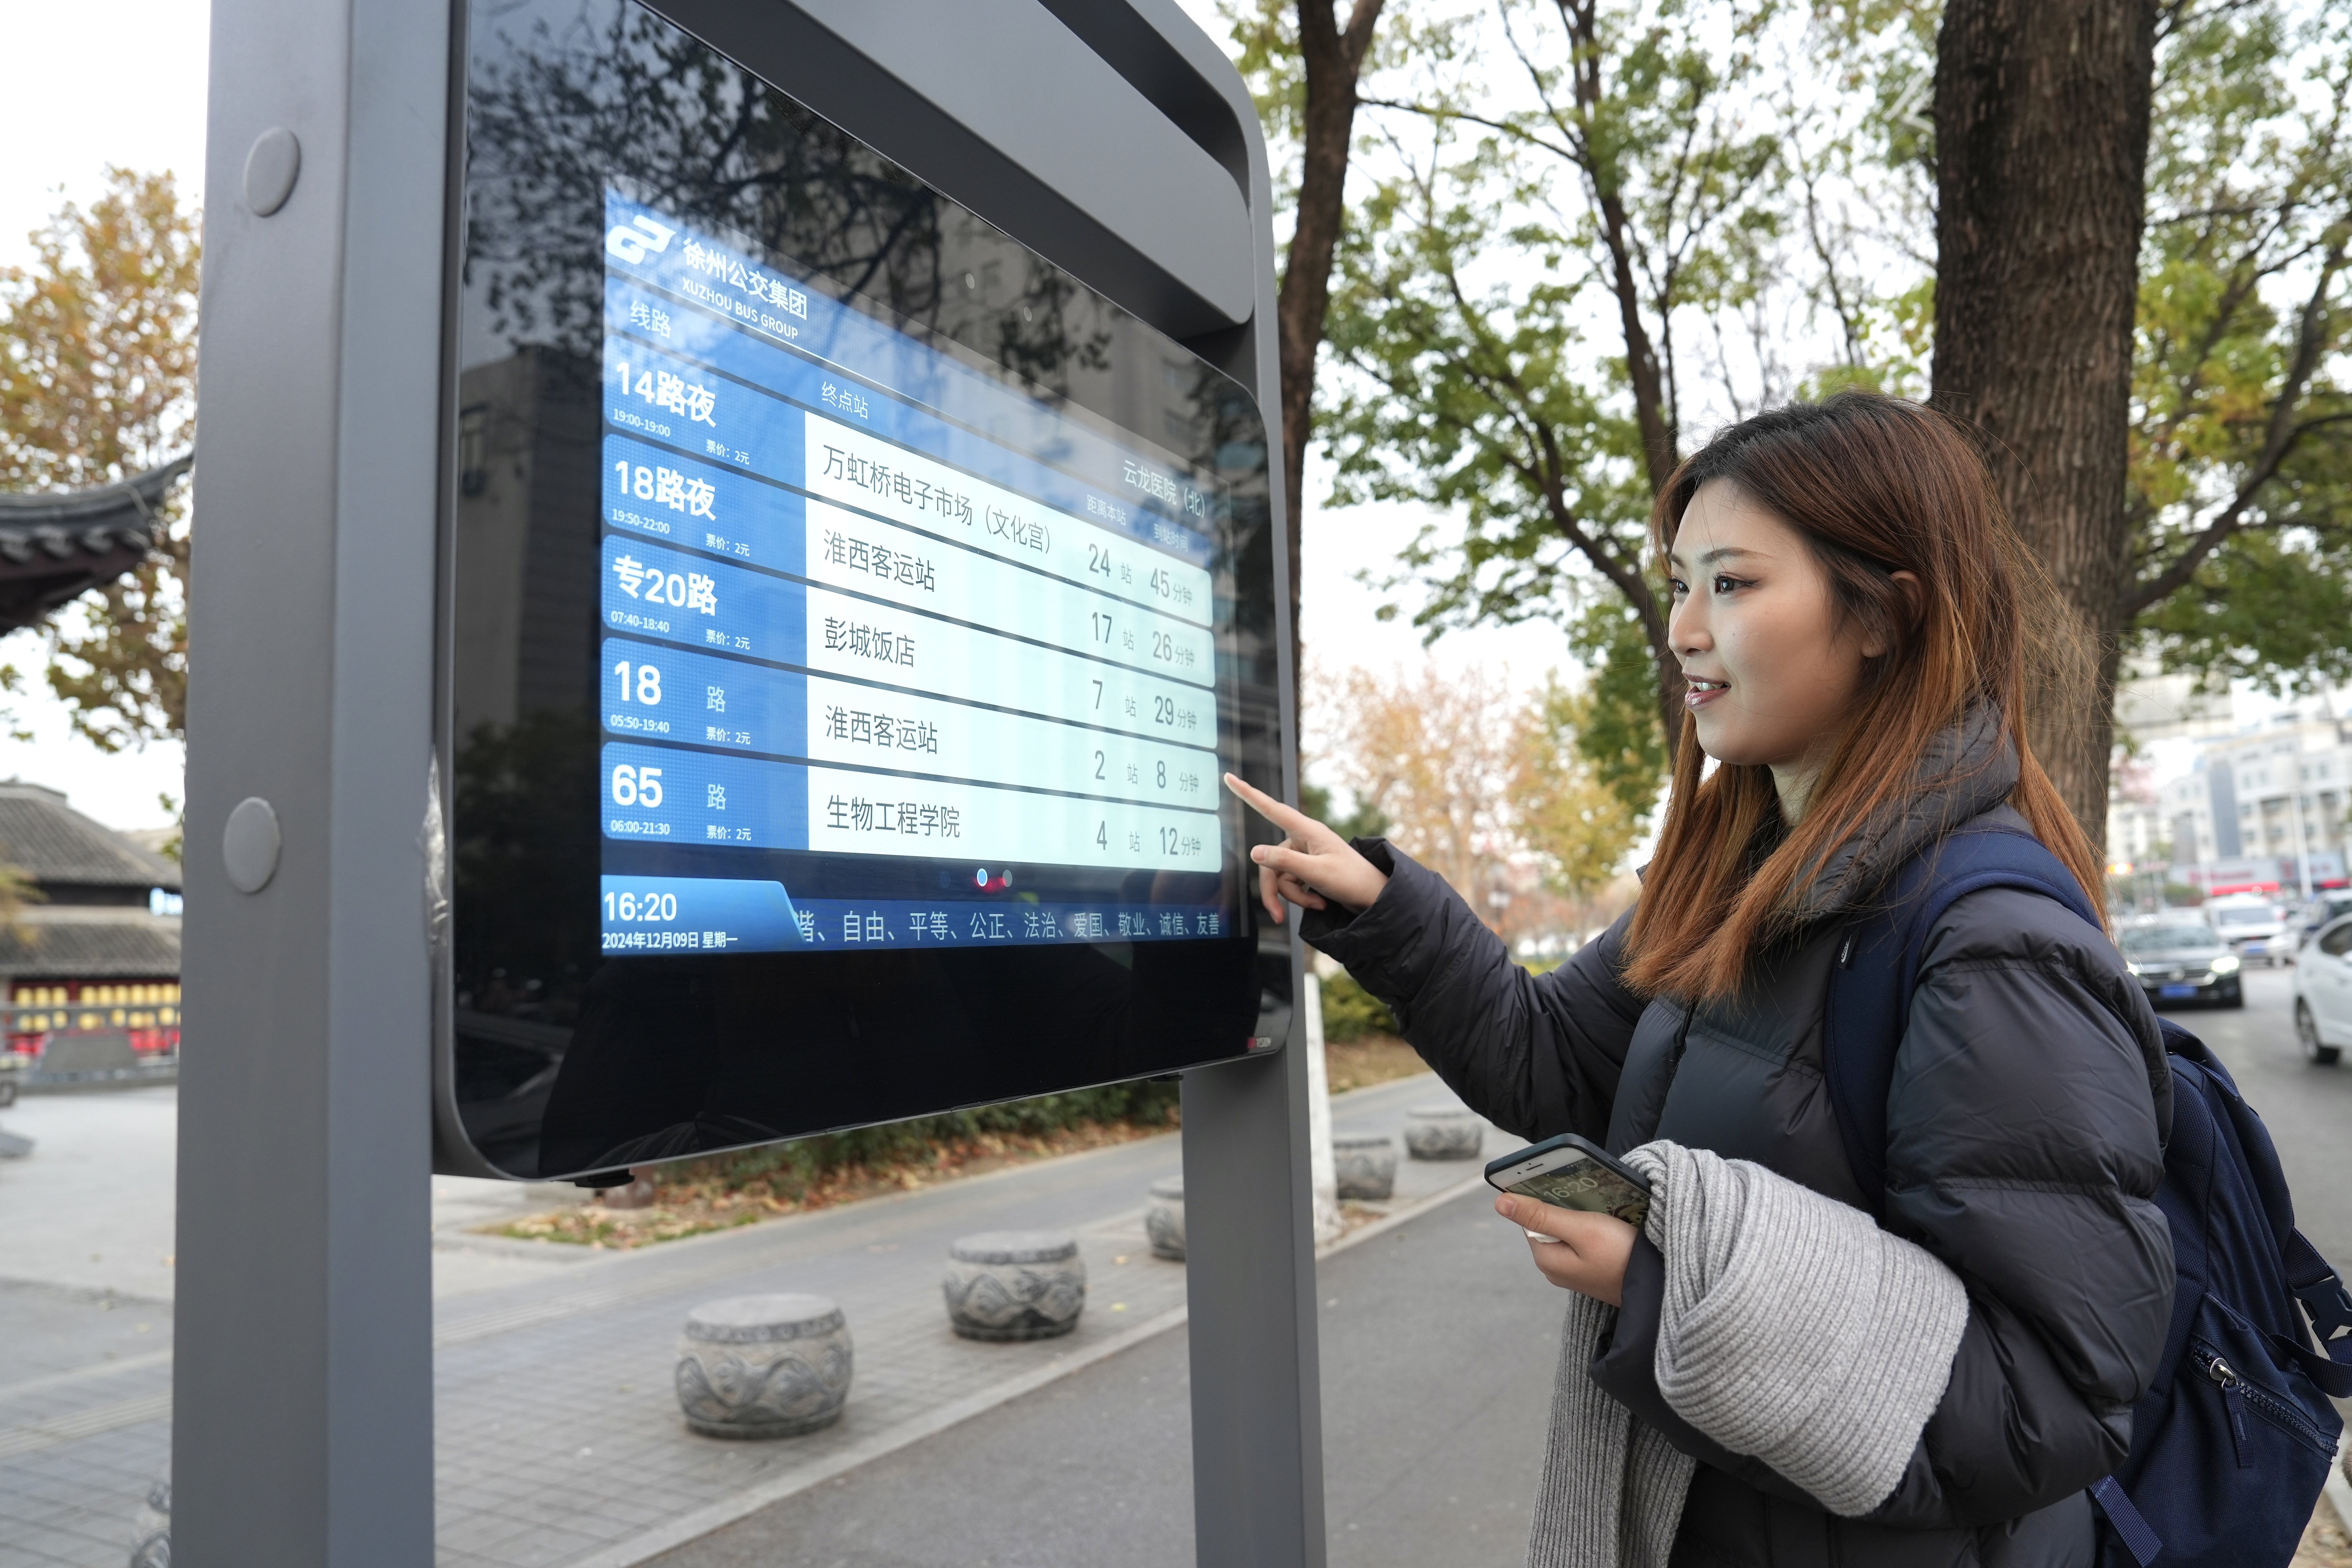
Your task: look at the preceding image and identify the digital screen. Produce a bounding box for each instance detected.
[1505,1157,1651,1228]
[442,0,1287,1178]
[593,196,1233,957]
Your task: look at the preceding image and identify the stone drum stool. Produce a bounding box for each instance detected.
[675,1293,852,1438]
[1405,1104,1484,1160]
[1145,1176,1186,1260]
[943,1231,1087,1340]
[1333,1133,1398,1200]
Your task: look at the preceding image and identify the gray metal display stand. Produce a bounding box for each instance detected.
[178,2,1320,1564]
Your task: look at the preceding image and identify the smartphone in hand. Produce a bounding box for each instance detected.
[1484,1132,1652,1232]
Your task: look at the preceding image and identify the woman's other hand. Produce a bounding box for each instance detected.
[1496,1193,1637,1307]
[1223,773,1391,924]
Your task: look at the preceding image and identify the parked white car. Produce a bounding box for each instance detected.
[2206,894,2291,966]
[2291,914,2352,1066]
[2293,891,2352,948]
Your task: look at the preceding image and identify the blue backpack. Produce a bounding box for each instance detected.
[1822,825,2352,1568]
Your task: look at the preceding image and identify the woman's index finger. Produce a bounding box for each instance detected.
[1221,772,1314,835]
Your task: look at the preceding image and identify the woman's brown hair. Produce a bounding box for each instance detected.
[1619,390,2104,1002]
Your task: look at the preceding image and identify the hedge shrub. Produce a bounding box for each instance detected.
[672,1079,1182,1199]
[1319,971,1398,1041]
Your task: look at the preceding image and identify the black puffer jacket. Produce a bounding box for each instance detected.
[1304,717,2174,1568]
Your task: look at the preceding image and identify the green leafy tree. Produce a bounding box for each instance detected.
[1326,0,1792,764]
[2124,2,2352,698]
[1510,670,1651,905]
[1562,597,1672,820]
[1309,0,2352,832]
[0,167,200,749]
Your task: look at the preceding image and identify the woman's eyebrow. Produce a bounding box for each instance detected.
[1667,545,1764,569]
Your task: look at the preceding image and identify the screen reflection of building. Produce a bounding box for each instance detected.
[448,347,605,1168]
[453,349,604,739]
[445,0,1283,1180]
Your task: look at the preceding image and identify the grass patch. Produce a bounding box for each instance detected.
[488,1081,1182,1251]
[1324,1033,1431,1093]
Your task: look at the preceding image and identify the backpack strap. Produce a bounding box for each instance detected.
[2282,1220,2352,1395]
[1824,834,2352,1390]
[1821,825,2101,1214]
[2284,1229,2352,1352]
[2089,1478,2164,1568]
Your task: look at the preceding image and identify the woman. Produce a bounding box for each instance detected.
[1229,391,2172,1567]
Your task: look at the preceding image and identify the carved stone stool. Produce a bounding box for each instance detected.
[1145,1176,1186,1260]
[675,1293,852,1438]
[1404,1104,1484,1160]
[1334,1133,1398,1200]
[943,1231,1087,1340]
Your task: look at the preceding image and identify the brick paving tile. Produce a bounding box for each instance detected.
[0,1523,118,1568]
[0,1550,73,1568]
[437,1508,542,1553]
[442,1486,531,1518]
[445,1547,522,1568]
[0,1373,165,1431]
[0,1487,91,1527]
[0,1072,1486,1568]
[0,1513,74,1547]
[488,1525,616,1568]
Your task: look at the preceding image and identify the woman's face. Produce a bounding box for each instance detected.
[1666,480,1885,782]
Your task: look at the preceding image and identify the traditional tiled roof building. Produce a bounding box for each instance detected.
[0,456,190,634]
[0,781,182,1054]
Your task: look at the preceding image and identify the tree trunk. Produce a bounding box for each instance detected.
[1649,631,1685,768]
[1930,0,2156,851]
[1559,0,1678,495]
[1277,0,1386,678]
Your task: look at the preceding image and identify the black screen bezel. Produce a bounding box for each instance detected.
[433,0,1292,1181]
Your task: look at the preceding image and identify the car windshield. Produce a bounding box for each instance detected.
[2123,925,2215,951]
[2212,907,2273,926]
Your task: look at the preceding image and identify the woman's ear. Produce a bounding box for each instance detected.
[1862,570,1924,659]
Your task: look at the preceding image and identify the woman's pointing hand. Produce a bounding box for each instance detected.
[1223,773,1390,924]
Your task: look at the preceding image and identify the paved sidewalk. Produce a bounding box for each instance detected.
[0,1071,1498,1568]
[0,1088,179,1303]
[653,1179,1562,1568]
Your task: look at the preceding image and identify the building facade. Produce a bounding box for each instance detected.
[2160,713,2352,893]
[0,782,183,1064]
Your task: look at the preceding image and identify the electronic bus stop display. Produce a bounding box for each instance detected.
[595,196,1224,952]
[441,0,1288,1178]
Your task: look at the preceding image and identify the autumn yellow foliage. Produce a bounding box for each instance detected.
[1308,662,1648,945]
[0,168,200,749]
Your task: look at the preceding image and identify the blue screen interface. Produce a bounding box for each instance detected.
[595,194,1235,957]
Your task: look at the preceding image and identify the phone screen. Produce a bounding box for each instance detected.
[1506,1156,1650,1228]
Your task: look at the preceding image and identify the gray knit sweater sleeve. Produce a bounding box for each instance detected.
[1625,1141,1971,1518]
[1526,1141,1973,1566]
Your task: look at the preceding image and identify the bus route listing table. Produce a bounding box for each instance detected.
[594,191,1234,953]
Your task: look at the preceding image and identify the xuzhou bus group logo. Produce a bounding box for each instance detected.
[606,213,676,264]
[608,205,814,322]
